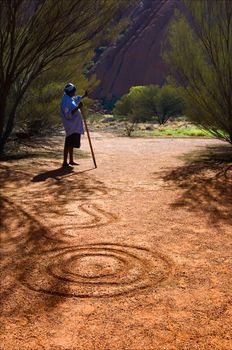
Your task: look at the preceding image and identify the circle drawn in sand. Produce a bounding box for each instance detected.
[22,244,173,298]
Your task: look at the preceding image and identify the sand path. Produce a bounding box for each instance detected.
[0,133,231,350]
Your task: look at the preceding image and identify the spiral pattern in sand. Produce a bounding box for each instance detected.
[22,243,173,298]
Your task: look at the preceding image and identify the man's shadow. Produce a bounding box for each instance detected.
[32,167,95,182]
[32,167,74,182]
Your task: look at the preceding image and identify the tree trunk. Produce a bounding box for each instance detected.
[0,98,7,157]
[0,137,4,156]
[0,111,16,154]
[229,132,232,145]
[0,99,18,157]
[0,83,30,157]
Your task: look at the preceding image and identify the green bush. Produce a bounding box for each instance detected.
[113,85,184,135]
[164,0,232,144]
[16,54,94,135]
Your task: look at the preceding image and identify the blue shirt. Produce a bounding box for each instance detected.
[60,94,84,136]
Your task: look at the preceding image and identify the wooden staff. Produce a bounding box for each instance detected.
[82,108,97,169]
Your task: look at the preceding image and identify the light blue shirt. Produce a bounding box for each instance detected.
[60,94,84,136]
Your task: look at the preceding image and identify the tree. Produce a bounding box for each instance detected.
[134,85,159,122]
[16,52,95,135]
[0,0,133,155]
[113,86,144,136]
[155,85,184,124]
[113,84,184,135]
[164,0,232,143]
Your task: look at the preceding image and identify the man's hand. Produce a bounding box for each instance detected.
[82,90,88,98]
[71,101,83,115]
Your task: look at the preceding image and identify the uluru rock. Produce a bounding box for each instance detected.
[91,0,183,101]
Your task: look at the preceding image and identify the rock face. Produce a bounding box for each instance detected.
[92,0,183,100]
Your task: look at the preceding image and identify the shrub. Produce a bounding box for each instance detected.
[113,84,184,135]
[164,0,232,143]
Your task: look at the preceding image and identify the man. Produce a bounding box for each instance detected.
[60,83,87,167]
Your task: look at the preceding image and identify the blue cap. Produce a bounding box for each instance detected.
[64,83,76,94]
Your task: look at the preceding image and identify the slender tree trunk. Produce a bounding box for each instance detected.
[158,115,164,125]
[0,100,19,157]
[229,132,232,145]
[0,97,7,156]
[0,138,5,156]
[1,111,16,152]
[0,81,32,156]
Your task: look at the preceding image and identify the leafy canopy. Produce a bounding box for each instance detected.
[0,0,134,154]
[114,85,184,125]
[164,0,232,143]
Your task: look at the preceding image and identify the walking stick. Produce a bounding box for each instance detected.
[82,108,97,168]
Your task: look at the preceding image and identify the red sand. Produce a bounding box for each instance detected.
[0,134,231,350]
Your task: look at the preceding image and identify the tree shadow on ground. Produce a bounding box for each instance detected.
[0,159,109,314]
[0,135,89,161]
[162,144,232,226]
[0,196,61,315]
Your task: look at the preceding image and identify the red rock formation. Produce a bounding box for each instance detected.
[92,0,183,100]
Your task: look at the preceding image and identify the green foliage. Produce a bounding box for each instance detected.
[17,82,61,135]
[133,127,210,138]
[0,0,134,154]
[164,0,232,143]
[152,128,210,137]
[17,52,95,135]
[155,85,184,124]
[113,86,142,136]
[113,85,184,135]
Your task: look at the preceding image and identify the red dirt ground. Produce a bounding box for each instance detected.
[0,133,231,350]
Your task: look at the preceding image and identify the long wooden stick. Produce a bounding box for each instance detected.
[82,110,97,168]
